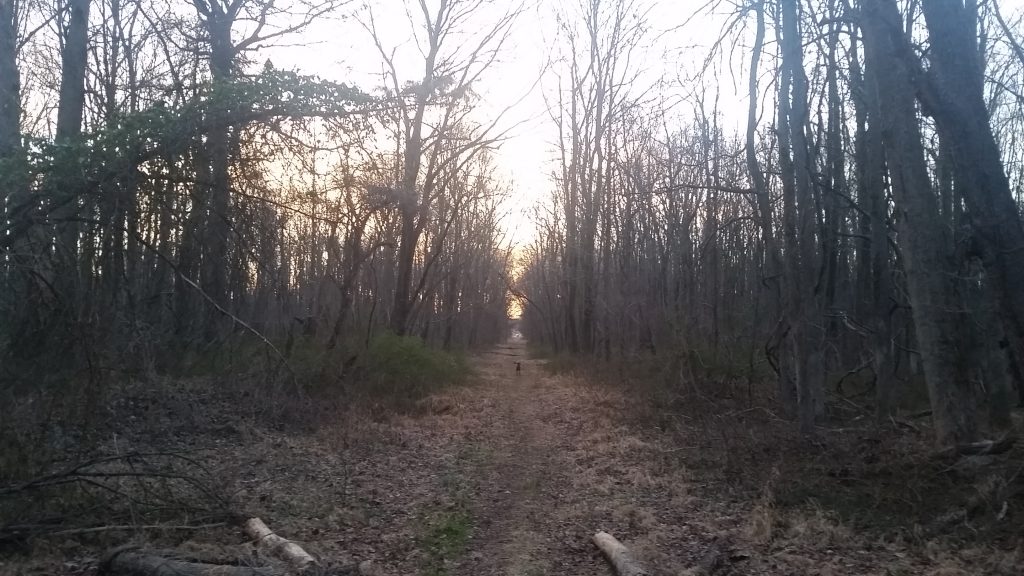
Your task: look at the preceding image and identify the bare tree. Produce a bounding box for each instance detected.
[363,0,519,335]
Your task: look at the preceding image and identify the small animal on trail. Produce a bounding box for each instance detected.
[515,361,522,376]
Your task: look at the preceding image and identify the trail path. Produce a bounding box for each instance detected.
[338,340,710,575]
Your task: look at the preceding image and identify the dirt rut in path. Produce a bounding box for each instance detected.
[454,342,610,575]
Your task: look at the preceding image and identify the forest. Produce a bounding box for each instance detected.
[520,0,1024,446]
[2,0,1024,574]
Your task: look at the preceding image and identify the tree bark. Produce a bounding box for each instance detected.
[917,0,1024,408]
[779,0,825,434]
[862,0,979,447]
[53,0,92,285]
[0,0,17,159]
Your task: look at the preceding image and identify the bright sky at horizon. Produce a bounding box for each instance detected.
[261,0,1024,249]
[259,0,741,248]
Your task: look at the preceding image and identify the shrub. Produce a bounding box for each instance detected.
[355,332,469,402]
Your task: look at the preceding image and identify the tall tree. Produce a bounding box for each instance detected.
[861,0,983,446]
[778,0,825,433]
[916,0,1024,397]
[367,0,518,336]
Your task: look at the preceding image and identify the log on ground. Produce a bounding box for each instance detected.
[592,531,652,576]
[99,548,278,576]
[243,517,317,571]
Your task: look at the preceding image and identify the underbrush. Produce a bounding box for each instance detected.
[418,506,472,576]
[353,332,469,405]
[0,329,472,555]
[157,331,472,422]
[555,350,1024,566]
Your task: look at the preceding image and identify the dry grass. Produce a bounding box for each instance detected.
[3,342,1022,575]
[556,355,1024,575]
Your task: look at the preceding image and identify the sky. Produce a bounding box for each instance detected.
[258,0,740,247]
[260,0,1024,248]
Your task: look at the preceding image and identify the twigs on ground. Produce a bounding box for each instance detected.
[1,522,226,539]
[100,547,277,576]
[98,518,369,576]
[0,451,232,543]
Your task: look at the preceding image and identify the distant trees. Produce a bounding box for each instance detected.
[519,0,1024,448]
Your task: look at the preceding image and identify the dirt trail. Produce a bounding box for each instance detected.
[339,340,706,576]
[451,340,618,575]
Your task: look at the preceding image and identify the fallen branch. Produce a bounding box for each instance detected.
[934,436,1016,458]
[3,522,226,539]
[244,517,317,571]
[141,545,257,567]
[592,531,651,576]
[957,436,1015,456]
[99,548,277,576]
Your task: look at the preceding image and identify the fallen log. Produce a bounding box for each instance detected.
[244,517,317,571]
[99,547,277,576]
[140,545,257,567]
[592,531,651,576]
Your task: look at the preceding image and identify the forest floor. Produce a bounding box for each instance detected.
[2,340,1022,575]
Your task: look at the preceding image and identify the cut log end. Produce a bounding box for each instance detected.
[592,531,652,576]
[243,517,317,571]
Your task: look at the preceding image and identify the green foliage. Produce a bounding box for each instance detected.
[419,507,472,576]
[161,331,470,412]
[6,68,374,221]
[357,332,469,400]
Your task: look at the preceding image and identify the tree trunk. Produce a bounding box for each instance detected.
[390,4,444,336]
[779,0,825,434]
[862,0,979,447]
[746,0,794,414]
[55,0,91,141]
[200,7,235,339]
[918,0,1024,406]
[243,517,316,572]
[850,18,896,420]
[0,0,17,160]
[53,0,92,292]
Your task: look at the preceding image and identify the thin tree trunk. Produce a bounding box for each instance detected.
[779,0,825,434]
[0,0,17,160]
[201,7,235,339]
[53,0,92,298]
[746,0,794,413]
